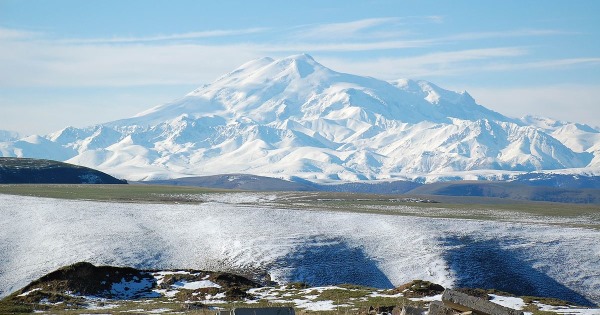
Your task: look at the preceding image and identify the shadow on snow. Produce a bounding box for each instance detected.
[274,237,393,289]
[440,235,594,306]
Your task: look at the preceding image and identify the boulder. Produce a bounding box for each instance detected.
[442,289,523,315]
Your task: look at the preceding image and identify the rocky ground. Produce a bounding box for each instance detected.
[0,262,597,314]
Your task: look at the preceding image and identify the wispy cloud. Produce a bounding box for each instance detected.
[442,29,573,41]
[292,16,444,41]
[320,47,529,78]
[0,27,39,40]
[480,57,600,71]
[260,39,436,52]
[57,27,269,44]
[468,84,600,127]
[0,41,263,87]
[293,17,403,40]
[0,17,597,88]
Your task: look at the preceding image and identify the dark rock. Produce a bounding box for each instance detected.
[428,301,458,315]
[442,289,523,315]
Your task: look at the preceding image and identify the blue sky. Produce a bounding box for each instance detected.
[1,0,599,135]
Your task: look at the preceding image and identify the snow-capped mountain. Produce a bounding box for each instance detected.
[521,115,600,168]
[1,54,598,181]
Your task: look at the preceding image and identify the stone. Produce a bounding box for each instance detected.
[442,290,523,315]
[400,305,423,315]
[429,301,458,315]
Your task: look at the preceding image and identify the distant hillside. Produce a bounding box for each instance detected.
[145,174,422,194]
[315,180,422,194]
[511,173,600,189]
[144,174,316,191]
[0,157,126,184]
[407,181,600,204]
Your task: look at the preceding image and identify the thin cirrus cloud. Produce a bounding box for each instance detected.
[292,17,405,40]
[442,29,574,41]
[55,27,269,44]
[320,47,529,79]
[260,39,437,52]
[0,27,40,40]
[0,16,594,87]
[468,84,600,128]
[479,57,600,72]
[291,16,442,40]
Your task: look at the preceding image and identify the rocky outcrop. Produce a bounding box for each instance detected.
[428,289,523,315]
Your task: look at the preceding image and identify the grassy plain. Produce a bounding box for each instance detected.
[0,184,598,228]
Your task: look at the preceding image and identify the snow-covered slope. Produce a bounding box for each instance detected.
[1,194,599,305]
[522,115,600,168]
[2,54,598,181]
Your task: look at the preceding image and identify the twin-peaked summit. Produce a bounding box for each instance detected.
[121,54,511,127]
[1,54,598,181]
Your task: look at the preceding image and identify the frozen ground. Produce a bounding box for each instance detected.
[0,193,599,306]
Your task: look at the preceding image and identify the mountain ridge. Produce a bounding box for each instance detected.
[1,54,599,181]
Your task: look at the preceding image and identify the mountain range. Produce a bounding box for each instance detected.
[1,54,599,182]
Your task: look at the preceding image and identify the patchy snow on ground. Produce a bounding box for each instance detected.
[110,276,156,299]
[0,193,599,307]
[295,299,337,311]
[171,279,221,290]
[409,294,443,302]
[489,294,527,310]
[17,287,41,297]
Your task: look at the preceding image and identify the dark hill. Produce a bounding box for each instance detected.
[0,157,126,184]
[407,181,600,204]
[144,174,421,194]
[144,174,316,191]
[511,173,600,189]
[0,262,262,313]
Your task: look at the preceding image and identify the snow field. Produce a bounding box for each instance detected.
[0,193,599,306]
[2,55,600,182]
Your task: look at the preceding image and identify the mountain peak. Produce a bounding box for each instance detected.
[285,53,316,61]
[268,53,324,78]
[3,54,597,181]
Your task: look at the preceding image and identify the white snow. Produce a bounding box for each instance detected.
[295,299,337,311]
[0,194,599,307]
[1,54,598,181]
[171,280,221,290]
[409,293,443,302]
[110,276,155,299]
[540,308,600,315]
[489,294,527,310]
[17,287,41,297]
